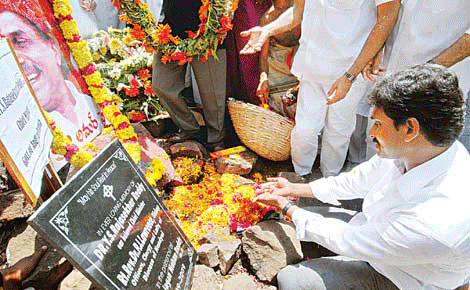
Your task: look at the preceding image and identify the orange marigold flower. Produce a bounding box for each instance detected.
[219,16,233,31]
[155,24,171,44]
[130,24,147,41]
[161,55,170,64]
[169,35,181,45]
[144,85,156,96]
[186,30,197,39]
[199,3,209,21]
[129,76,141,88]
[138,68,151,80]
[124,87,140,97]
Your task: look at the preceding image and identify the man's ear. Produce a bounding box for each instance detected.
[404,118,420,142]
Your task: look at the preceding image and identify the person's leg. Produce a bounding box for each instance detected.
[277,255,399,290]
[291,81,327,176]
[320,80,369,176]
[152,53,200,135]
[191,49,227,144]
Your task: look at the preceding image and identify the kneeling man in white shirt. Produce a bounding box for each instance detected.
[255,64,470,290]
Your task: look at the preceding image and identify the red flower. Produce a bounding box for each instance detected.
[124,87,140,97]
[186,30,197,39]
[112,0,122,10]
[210,199,223,206]
[129,76,141,88]
[155,24,171,44]
[137,68,150,80]
[219,16,233,31]
[171,51,188,65]
[144,85,156,97]
[81,63,96,76]
[117,122,130,130]
[128,111,146,122]
[199,3,209,21]
[198,194,204,199]
[130,24,146,41]
[161,55,170,64]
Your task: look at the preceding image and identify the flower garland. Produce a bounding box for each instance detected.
[49,0,165,187]
[112,0,239,64]
[52,0,141,163]
[44,112,94,168]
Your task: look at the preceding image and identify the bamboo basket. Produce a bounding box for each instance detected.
[228,99,294,161]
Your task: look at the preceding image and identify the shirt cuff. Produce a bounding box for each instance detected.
[292,207,324,240]
[308,178,341,206]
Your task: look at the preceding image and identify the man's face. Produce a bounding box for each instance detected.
[0,11,63,111]
[369,106,408,159]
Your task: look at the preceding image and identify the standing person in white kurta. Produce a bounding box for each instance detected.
[364,1,470,94]
[241,0,400,177]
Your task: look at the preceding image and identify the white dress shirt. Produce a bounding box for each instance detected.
[383,0,470,93]
[292,141,470,290]
[291,0,394,84]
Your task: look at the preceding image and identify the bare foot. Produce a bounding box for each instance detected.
[0,246,48,289]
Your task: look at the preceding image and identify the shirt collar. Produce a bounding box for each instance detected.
[394,142,460,201]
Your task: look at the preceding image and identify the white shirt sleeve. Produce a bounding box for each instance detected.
[291,208,449,266]
[375,0,397,6]
[466,25,470,35]
[309,155,384,206]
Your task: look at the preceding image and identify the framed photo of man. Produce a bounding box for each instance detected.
[0,0,104,169]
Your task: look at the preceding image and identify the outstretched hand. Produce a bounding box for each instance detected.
[361,50,384,82]
[240,26,271,54]
[326,76,353,105]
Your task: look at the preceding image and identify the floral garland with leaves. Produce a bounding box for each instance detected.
[112,0,239,64]
[49,0,166,187]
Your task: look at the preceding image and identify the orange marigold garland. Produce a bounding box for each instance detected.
[113,0,239,64]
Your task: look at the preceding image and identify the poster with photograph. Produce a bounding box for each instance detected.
[0,38,53,204]
[0,0,103,168]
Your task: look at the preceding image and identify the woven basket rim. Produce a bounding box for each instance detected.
[227,99,294,161]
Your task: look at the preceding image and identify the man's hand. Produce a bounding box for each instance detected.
[262,177,295,197]
[361,50,384,81]
[326,76,353,105]
[253,192,290,210]
[257,74,270,104]
[240,26,271,54]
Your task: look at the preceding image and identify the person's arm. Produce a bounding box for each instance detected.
[240,0,304,54]
[256,154,384,209]
[327,0,400,105]
[429,32,470,67]
[257,41,270,104]
[289,207,449,266]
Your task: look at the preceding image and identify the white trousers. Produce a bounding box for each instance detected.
[291,79,369,176]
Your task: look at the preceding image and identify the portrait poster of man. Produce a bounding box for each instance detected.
[0,0,103,169]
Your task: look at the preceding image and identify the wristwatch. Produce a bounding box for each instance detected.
[343,71,356,83]
[282,201,295,215]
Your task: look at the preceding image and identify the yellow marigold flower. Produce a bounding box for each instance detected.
[68,41,93,68]
[110,114,130,127]
[59,19,79,40]
[84,71,103,86]
[122,142,141,163]
[116,127,137,140]
[53,0,72,18]
[70,150,93,168]
[110,38,122,54]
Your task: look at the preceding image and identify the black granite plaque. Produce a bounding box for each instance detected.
[28,140,196,290]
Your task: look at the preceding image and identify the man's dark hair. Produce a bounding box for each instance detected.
[369,64,466,147]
